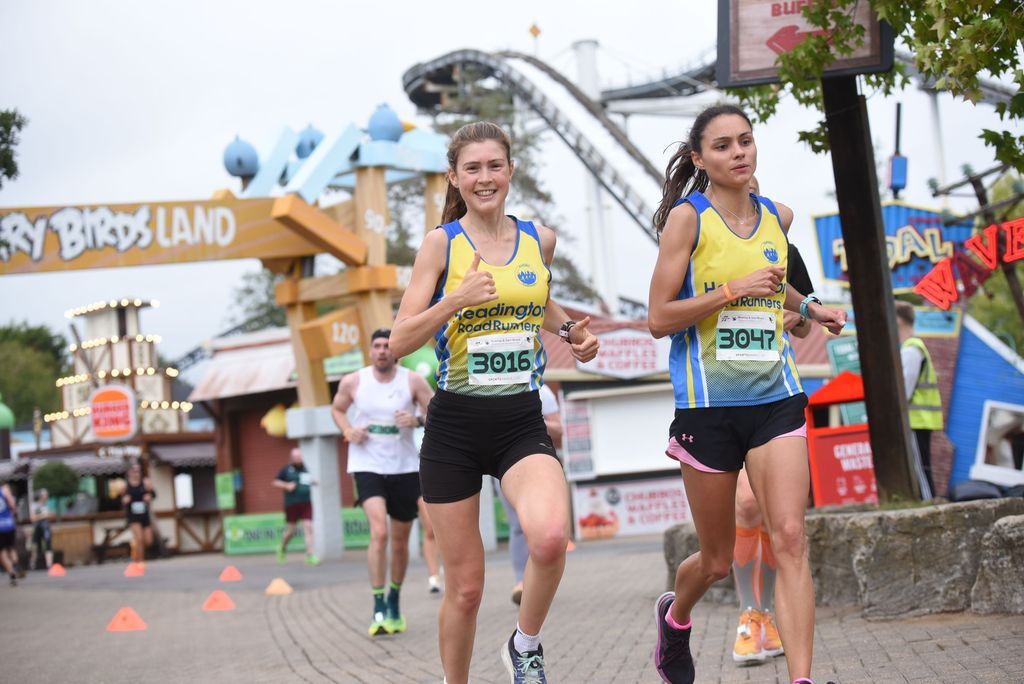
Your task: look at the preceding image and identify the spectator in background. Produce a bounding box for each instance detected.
[895,301,943,498]
[272,447,319,566]
[30,488,53,570]
[1,482,18,585]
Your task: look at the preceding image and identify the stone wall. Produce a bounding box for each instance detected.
[663,498,1024,617]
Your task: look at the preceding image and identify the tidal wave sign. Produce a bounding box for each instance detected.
[813,202,974,293]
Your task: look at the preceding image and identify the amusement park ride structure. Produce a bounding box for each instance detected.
[1,38,1018,549]
[0,105,449,558]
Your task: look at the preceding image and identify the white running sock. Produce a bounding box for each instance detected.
[513,623,542,653]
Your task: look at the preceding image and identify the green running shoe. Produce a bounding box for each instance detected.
[384,611,406,634]
[276,547,286,564]
[305,554,321,566]
[368,611,389,636]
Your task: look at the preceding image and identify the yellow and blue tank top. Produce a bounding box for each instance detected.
[669,191,803,409]
[431,217,550,396]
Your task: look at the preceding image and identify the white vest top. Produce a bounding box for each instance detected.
[346,366,420,475]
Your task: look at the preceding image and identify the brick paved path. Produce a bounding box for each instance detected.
[2,535,1021,683]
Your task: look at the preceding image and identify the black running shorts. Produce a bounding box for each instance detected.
[353,471,420,522]
[419,389,558,504]
[667,393,808,472]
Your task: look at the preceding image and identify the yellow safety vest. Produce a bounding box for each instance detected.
[903,337,943,430]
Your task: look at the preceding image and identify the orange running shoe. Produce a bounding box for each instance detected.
[732,608,767,665]
[755,610,784,657]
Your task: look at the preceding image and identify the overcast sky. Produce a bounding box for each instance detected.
[1,1,1017,364]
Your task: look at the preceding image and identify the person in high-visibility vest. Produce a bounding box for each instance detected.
[895,301,944,498]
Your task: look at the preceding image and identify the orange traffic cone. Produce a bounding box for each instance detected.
[202,589,236,611]
[219,565,243,582]
[48,563,67,577]
[124,562,145,577]
[265,577,293,595]
[107,607,147,632]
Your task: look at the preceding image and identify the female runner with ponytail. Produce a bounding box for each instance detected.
[390,121,598,684]
[647,105,846,684]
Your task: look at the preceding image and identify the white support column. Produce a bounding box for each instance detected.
[572,39,618,314]
[927,91,949,209]
[286,406,343,560]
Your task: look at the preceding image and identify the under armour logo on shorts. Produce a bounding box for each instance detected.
[679,433,694,443]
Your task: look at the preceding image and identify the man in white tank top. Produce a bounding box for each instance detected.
[331,329,435,637]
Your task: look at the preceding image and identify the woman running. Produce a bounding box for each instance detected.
[389,121,598,684]
[647,104,846,684]
[121,462,155,563]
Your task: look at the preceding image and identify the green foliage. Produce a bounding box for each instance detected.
[0,322,69,426]
[387,176,427,267]
[0,341,62,426]
[0,109,28,189]
[33,461,80,500]
[227,269,286,332]
[731,1,1022,166]
[0,321,68,369]
[967,173,1024,353]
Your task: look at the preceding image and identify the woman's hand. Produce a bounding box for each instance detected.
[451,253,498,309]
[808,302,847,336]
[568,316,599,363]
[730,266,786,298]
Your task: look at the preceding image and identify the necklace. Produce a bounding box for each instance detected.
[709,189,756,225]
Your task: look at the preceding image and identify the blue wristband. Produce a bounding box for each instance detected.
[800,295,821,320]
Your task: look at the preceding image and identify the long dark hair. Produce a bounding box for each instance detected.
[653,104,752,235]
[441,121,513,224]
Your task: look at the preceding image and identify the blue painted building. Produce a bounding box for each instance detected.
[947,315,1024,487]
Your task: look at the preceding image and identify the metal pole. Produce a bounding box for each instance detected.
[822,74,920,501]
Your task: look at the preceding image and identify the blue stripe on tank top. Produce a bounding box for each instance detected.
[689,269,709,407]
[781,336,799,394]
[678,260,707,407]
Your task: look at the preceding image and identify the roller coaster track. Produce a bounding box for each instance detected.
[403,49,663,243]
[402,48,1015,245]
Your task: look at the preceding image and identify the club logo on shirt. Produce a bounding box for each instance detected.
[516,263,538,286]
[761,241,780,264]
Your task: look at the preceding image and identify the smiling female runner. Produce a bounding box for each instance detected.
[389,121,599,684]
[647,104,846,684]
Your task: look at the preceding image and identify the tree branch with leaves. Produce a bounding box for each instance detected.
[732,1,1022,167]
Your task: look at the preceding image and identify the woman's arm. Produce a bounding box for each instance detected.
[536,225,598,362]
[390,229,498,357]
[648,205,785,338]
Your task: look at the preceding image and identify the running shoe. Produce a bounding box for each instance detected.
[653,591,695,684]
[511,581,524,606]
[305,553,321,566]
[500,631,547,683]
[368,610,389,636]
[733,608,767,665]
[9,573,16,587]
[755,610,784,657]
[384,607,407,634]
[276,547,286,564]
[428,574,443,595]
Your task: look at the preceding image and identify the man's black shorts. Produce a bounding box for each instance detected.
[419,389,558,504]
[666,393,808,472]
[353,471,420,522]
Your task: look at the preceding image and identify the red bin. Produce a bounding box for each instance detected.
[805,370,879,507]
